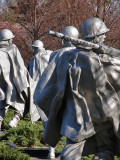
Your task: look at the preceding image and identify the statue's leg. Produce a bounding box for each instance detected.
[47,146,55,159]
[0,107,5,131]
[93,125,115,160]
[60,138,86,160]
[0,119,2,131]
[93,150,114,160]
[41,118,55,159]
[5,105,9,114]
[8,90,27,128]
[8,111,22,128]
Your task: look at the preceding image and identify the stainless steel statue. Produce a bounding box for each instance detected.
[0,29,29,130]
[80,17,120,160]
[48,31,120,57]
[34,20,120,160]
[82,17,120,100]
[28,40,55,159]
[61,26,79,47]
[33,26,79,159]
[28,40,52,80]
[49,26,79,63]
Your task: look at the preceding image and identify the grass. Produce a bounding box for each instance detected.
[0,108,120,159]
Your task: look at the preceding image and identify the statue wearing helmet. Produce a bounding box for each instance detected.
[0,29,15,46]
[0,29,31,131]
[32,40,44,48]
[33,21,120,160]
[32,28,77,159]
[82,17,109,39]
[82,17,120,56]
[28,40,52,80]
[0,29,15,40]
[49,26,79,62]
[28,40,55,159]
[61,26,79,47]
[81,17,120,160]
[81,17,109,48]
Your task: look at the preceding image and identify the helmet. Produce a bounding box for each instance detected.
[0,29,15,41]
[32,40,44,48]
[62,26,79,38]
[82,17,109,39]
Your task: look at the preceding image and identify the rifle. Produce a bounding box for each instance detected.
[48,30,120,57]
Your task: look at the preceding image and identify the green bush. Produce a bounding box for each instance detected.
[55,136,66,155]
[1,120,45,147]
[2,108,15,130]
[0,142,31,160]
[1,109,44,147]
[1,108,120,160]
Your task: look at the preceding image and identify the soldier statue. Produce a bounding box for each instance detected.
[33,27,79,159]
[0,29,30,130]
[28,40,52,80]
[34,19,120,160]
[82,17,120,101]
[49,26,79,63]
[81,17,120,159]
[28,40,55,159]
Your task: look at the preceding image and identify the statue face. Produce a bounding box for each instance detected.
[94,34,106,44]
[8,39,13,45]
[32,47,39,55]
[32,46,34,52]
[61,39,64,47]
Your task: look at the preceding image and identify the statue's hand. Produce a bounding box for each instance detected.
[93,44,104,55]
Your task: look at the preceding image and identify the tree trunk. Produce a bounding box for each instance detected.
[96,0,106,21]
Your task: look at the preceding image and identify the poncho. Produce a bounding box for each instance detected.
[34,47,120,147]
[0,44,29,115]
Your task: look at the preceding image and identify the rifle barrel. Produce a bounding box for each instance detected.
[48,30,99,49]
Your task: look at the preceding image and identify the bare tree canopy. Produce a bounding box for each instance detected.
[0,0,120,64]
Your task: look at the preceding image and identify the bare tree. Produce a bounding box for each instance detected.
[96,0,106,20]
[0,0,120,64]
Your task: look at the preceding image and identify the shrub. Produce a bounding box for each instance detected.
[1,109,44,147]
[1,108,120,160]
[0,142,31,160]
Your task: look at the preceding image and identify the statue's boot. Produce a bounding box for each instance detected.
[0,108,5,131]
[0,119,3,131]
[47,146,55,159]
[93,150,114,160]
[8,112,21,128]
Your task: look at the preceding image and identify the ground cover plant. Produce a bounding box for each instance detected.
[0,108,120,160]
[0,141,31,160]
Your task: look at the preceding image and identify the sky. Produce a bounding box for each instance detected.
[1,0,4,3]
